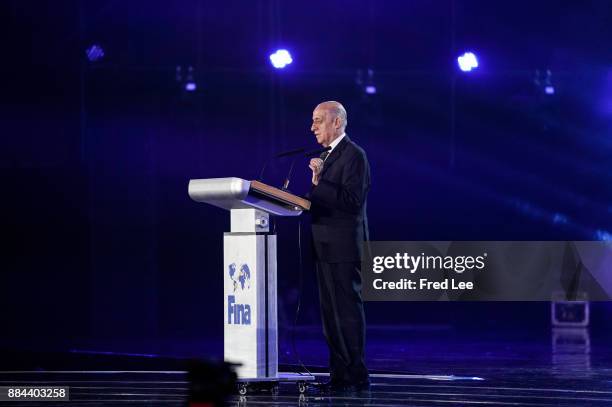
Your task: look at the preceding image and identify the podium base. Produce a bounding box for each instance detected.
[236,372,315,396]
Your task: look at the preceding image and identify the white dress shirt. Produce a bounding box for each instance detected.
[325,133,346,160]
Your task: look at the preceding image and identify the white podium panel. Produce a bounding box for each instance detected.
[189,178,308,382]
[223,233,277,379]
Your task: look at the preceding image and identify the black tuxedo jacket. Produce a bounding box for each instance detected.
[309,136,371,263]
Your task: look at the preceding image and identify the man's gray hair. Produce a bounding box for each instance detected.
[321,101,348,131]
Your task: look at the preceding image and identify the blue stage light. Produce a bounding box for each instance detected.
[595,229,612,241]
[365,85,377,95]
[534,69,555,95]
[552,213,568,224]
[85,44,105,62]
[183,66,197,92]
[269,49,293,69]
[457,52,478,72]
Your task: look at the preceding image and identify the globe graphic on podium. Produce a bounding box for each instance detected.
[228,263,251,291]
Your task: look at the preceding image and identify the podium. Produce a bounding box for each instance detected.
[188,177,310,381]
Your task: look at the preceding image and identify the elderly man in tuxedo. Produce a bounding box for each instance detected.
[308,101,371,392]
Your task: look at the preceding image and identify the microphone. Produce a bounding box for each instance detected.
[258,146,310,182]
[275,147,309,158]
[282,160,298,190]
[282,146,332,190]
[303,146,331,158]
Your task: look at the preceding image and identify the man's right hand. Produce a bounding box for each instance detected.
[309,158,324,185]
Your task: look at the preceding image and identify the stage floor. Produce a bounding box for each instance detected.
[1,327,611,406]
[1,368,611,406]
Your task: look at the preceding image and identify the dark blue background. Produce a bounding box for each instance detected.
[2,0,612,357]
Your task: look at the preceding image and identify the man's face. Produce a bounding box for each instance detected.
[311,107,339,147]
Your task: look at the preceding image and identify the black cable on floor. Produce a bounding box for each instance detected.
[290,218,313,377]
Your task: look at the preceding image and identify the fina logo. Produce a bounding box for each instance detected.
[228,263,251,292]
[227,263,252,325]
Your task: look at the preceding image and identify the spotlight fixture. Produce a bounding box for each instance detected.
[269,49,293,69]
[185,66,197,92]
[176,65,197,92]
[457,52,478,72]
[534,69,555,95]
[85,44,105,62]
[356,69,377,95]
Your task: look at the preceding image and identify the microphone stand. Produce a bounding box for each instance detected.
[281,146,331,191]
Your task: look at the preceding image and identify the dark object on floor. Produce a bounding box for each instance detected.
[187,360,237,407]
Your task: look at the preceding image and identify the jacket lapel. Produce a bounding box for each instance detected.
[321,135,349,177]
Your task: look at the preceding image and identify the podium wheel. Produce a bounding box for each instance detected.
[297,381,307,394]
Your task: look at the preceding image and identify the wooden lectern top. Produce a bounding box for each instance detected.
[250,180,311,211]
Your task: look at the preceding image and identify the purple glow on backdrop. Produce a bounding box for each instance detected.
[595,230,612,241]
[545,85,555,95]
[552,213,568,224]
[185,82,197,92]
[457,52,478,72]
[269,49,293,69]
[365,85,377,94]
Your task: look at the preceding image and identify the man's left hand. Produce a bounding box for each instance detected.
[309,158,324,185]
